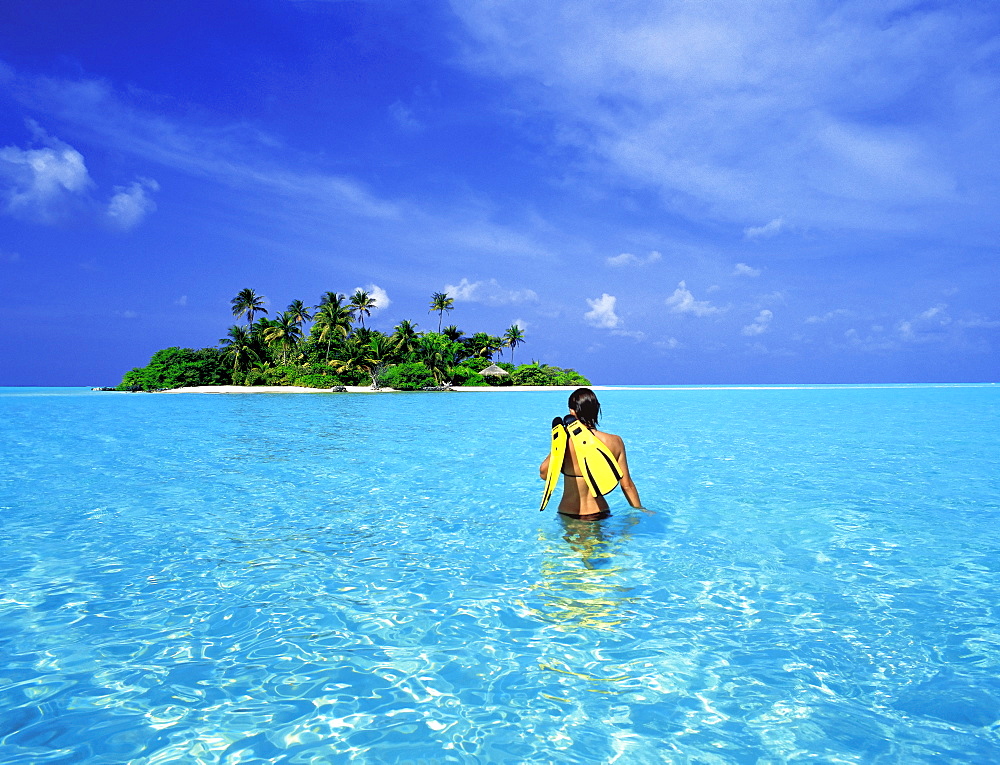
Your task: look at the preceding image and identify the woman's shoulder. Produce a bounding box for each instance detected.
[595,429,625,450]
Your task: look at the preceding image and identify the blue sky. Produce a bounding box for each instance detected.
[1,0,998,385]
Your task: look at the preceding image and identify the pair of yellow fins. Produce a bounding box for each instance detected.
[540,415,623,511]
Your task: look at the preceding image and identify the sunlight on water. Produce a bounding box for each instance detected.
[1,385,999,762]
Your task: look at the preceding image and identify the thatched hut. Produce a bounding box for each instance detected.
[479,364,509,378]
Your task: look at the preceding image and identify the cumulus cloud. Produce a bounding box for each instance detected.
[0,123,92,223]
[353,284,391,311]
[899,303,950,342]
[175,295,188,306]
[666,281,720,316]
[106,177,159,230]
[444,277,538,305]
[607,250,661,267]
[744,218,786,240]
[655,337,681,350]
[584,293,620,328]
[742,309,773,336]
[733,262,760,277]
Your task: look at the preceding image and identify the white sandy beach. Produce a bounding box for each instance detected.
[158,385,608,394]
[152,383,964,394]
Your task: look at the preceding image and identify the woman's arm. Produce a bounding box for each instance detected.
[539,454,550,481]
[615,440,643,508]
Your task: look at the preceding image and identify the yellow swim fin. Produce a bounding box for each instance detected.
[539,417,568,511]
[563,415,622,498]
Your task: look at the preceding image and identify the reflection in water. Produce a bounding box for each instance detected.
[530,513,645,633]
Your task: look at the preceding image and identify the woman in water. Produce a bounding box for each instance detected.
[539,387,642,520]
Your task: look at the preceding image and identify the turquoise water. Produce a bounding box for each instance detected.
[2,385,1000,763]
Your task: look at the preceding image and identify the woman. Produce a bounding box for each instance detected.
[539,388,642,520]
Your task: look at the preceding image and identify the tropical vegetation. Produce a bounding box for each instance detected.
[117,288,590,391]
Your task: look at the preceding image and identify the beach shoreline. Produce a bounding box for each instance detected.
[146,382,994,394]
[156,385,605,394]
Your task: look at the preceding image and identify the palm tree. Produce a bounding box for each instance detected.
[418,333,459,384]
[286,299,312,328]
[366,334,394,388]
[502,324,525,365]
[329,335,393,389]
[263,311,304,365]
[429,292,454,332]
[219,325,261,377]
[231,288,268,326]
[392,319,421,360]
[352,326,375,346]
[313,300,351,361]
[468,332,503,360]
[441,325,464,343]
[349,289,377,329]
[318,291,344,308]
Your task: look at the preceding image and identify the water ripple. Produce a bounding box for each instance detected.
[1,387,999,761]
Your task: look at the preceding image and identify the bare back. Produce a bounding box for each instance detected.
[539,427,641,519]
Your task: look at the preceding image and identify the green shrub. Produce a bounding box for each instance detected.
[295,373,343,388]
[117,347,228,391]
[509,363,553,386]
[553,369,591,386]
[509,363,591,386]
[258,365,301,386]
[382,362,435,391]
[237,368,266,386]
[462,357,493,372]
[449,365,487,387]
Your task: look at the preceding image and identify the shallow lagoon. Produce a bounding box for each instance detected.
[2,385,999,763]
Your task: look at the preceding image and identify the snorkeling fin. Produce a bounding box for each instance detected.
[563,415,622,498]
[539,417,568,511]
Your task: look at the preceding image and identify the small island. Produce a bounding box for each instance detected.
[114,288,591,391]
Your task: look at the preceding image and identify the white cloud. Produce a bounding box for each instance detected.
[607,250,661,266]
[899,303,950,342]
[607,252,637,266]
[956,316,1000,329]
[3,65,566,272]
[353,284,391,311]
[655,337,681,350]
[0,249,20,263]
[612,328,645,340]
[666,281,720,316]
[744,218,786,240]
[106,177,159,230]
[175,295,188,307]
[389,101,422,131]
[444,277,538,305]
[918,304,949,322]
[450,2,980,234]
[117,310,139,319]
[733,262,760,277]
[0,123,92,223]
[805,308,854,324]
[585,293,620,328]
[742,309,773,336]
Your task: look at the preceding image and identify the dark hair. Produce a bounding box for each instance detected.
[568,387,601,429]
